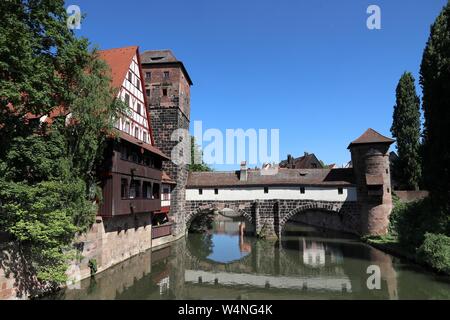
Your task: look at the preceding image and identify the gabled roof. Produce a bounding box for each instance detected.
[348,128,395,149]
[279,153,323,169]
[98,46,138,89]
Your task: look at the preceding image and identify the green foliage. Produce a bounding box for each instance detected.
[390,196,447,251]
[420,1,450,207]
[0,1,124,284]
[391,72,422,190]
[418,233,450,274]
[88,259,98,276]
[188,136,213,172]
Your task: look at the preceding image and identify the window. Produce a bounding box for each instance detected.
[264,187,269,194]
[125,93,130,107]
[125,121,130,134]
[143,182,152,199]
[146,72,151,79]
[152,183,160,199]
[143,131,147,143]
[300,187,305,194]
[128,71,132,82]
[164,71,169,79]
[146,89,151,97]
[136,78,140,89]
[136,103,141,115]
[120,145,129,160]
[163,188,170,200]
[134,127,139,139]
[121,179,128,198]
[338,188,343,195]
[129,180,141,199]
[214,188,219,195]
[199,188,203,195]
[162,88,168,96]
[386,169,389,174]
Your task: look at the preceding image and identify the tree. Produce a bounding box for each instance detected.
[0,0,123,284]
[188,136,213,172]
[390,72,422,190]
[420,1,450,209]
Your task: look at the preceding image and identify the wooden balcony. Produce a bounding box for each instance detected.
[152,223,173,239]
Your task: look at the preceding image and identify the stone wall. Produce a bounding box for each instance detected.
[149,107,190,237]
[395,190,429,203]
[0,213,152,300]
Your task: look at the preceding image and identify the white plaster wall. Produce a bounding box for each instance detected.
[186,186,357,202]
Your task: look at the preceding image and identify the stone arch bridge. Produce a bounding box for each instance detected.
[185,199,360,238]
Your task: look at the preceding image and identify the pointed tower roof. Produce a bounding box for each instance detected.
[140,49,193,85]
[98,46,138,89]
[348,128,395,149]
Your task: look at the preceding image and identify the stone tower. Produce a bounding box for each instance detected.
[348,128,395,236]
[140,50,192,237]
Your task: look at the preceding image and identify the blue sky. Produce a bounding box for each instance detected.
[69,0,446,170]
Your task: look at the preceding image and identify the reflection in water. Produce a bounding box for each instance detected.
[50,218,450,300]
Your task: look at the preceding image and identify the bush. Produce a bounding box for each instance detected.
[418,233,450,274]
[391,196,446,250]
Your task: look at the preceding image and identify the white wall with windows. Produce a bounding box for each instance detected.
[185,186,357,202]
[113,54,151,145]
[161,183,171,207]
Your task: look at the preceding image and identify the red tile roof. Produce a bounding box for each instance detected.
[162,171,176,185]
[98,46,138,89]
[348,128,394,148]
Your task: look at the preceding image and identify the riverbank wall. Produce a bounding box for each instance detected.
[0,213,153,300]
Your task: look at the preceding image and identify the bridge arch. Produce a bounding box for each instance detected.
[185,201,253,231]
[279,202,342,233]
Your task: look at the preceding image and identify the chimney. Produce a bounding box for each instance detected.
[304,152,309,156]
[287,154,293,164]
[240,161,248,181]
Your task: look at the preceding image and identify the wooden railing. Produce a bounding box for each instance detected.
[152,223,173,239]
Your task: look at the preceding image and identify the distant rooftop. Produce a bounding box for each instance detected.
[348,128,394,149]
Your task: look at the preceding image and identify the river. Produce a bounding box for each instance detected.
[51,217,450,300]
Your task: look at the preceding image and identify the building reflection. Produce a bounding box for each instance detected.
[55,222,406,300]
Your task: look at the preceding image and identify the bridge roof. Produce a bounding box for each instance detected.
[187,168,355,188]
